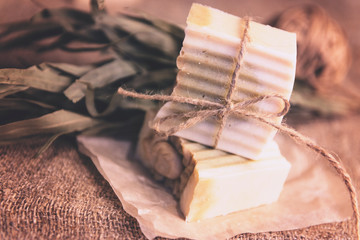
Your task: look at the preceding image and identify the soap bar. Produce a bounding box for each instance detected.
[155,3,296,159]
[136,112,291,222]
[178,139,291,222]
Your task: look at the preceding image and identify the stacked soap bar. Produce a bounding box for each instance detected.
[155,3,296,160]
[137,3,296,222]
[137,111,291,222]
[175,139,290,222]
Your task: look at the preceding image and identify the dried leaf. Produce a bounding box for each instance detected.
[0,8,106,52]
[0,20,60,39]
[63,59,137,103]
[45,62,94,77]
[84,85,120,117]
[79,116,142,137]
[127,68,176,90]
[0,23,63,49]
[0,63,73,92]
[0,99,48,124]
[97,14,181,61]
[0,84,29,98]
[0,98,55,112]
[0,109,101,144]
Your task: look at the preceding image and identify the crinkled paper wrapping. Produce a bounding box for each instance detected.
[77,134,352,240]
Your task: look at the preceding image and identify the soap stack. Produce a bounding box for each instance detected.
[137,3,296,222]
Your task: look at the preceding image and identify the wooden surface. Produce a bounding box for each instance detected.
[1,0,360,239]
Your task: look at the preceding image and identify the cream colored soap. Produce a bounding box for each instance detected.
[155,3,297,160]
[136,111,291,222]
[178,140,291,222]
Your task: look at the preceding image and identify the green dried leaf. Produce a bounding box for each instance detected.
[0,23,63,49]
[127,68,176,90]
[59,43,108,52]
[0,109,101,144]
[0,100,45,123]
[0,7,182,143]
[0,84,29,98]
[80,115,143,137]
[0,98,55,112]
[97,13,181,60]
[0,8,105,52]
[84,85,120,117]
[0,20,60,39]
[0,63,74,92]
[45,62,94,77]
[63,59,137,103]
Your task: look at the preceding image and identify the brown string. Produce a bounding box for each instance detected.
[118,87,289,134]
[117,16,360,239]
[214,17,250,147]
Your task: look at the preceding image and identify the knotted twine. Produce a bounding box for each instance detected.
[117,17,360,239]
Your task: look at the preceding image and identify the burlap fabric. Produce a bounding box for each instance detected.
[1,114,360,239]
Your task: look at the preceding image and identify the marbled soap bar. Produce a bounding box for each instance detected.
[155,3,296,159]
[177,139,291,222]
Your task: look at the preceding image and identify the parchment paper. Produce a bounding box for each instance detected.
[77,134,352,240]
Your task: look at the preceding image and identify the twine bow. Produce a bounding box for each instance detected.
[117,17,359,239]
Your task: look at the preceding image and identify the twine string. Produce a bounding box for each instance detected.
[117,87,289,137]
[117,15,360,239]
[214,17,250,146]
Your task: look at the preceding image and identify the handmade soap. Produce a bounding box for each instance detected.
[177,139,291,222]
[136,112,291,222]
[154,3,296,159]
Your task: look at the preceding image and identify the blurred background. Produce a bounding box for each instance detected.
[0,0,359,80]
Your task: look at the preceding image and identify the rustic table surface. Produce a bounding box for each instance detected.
[1,0,360,239]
